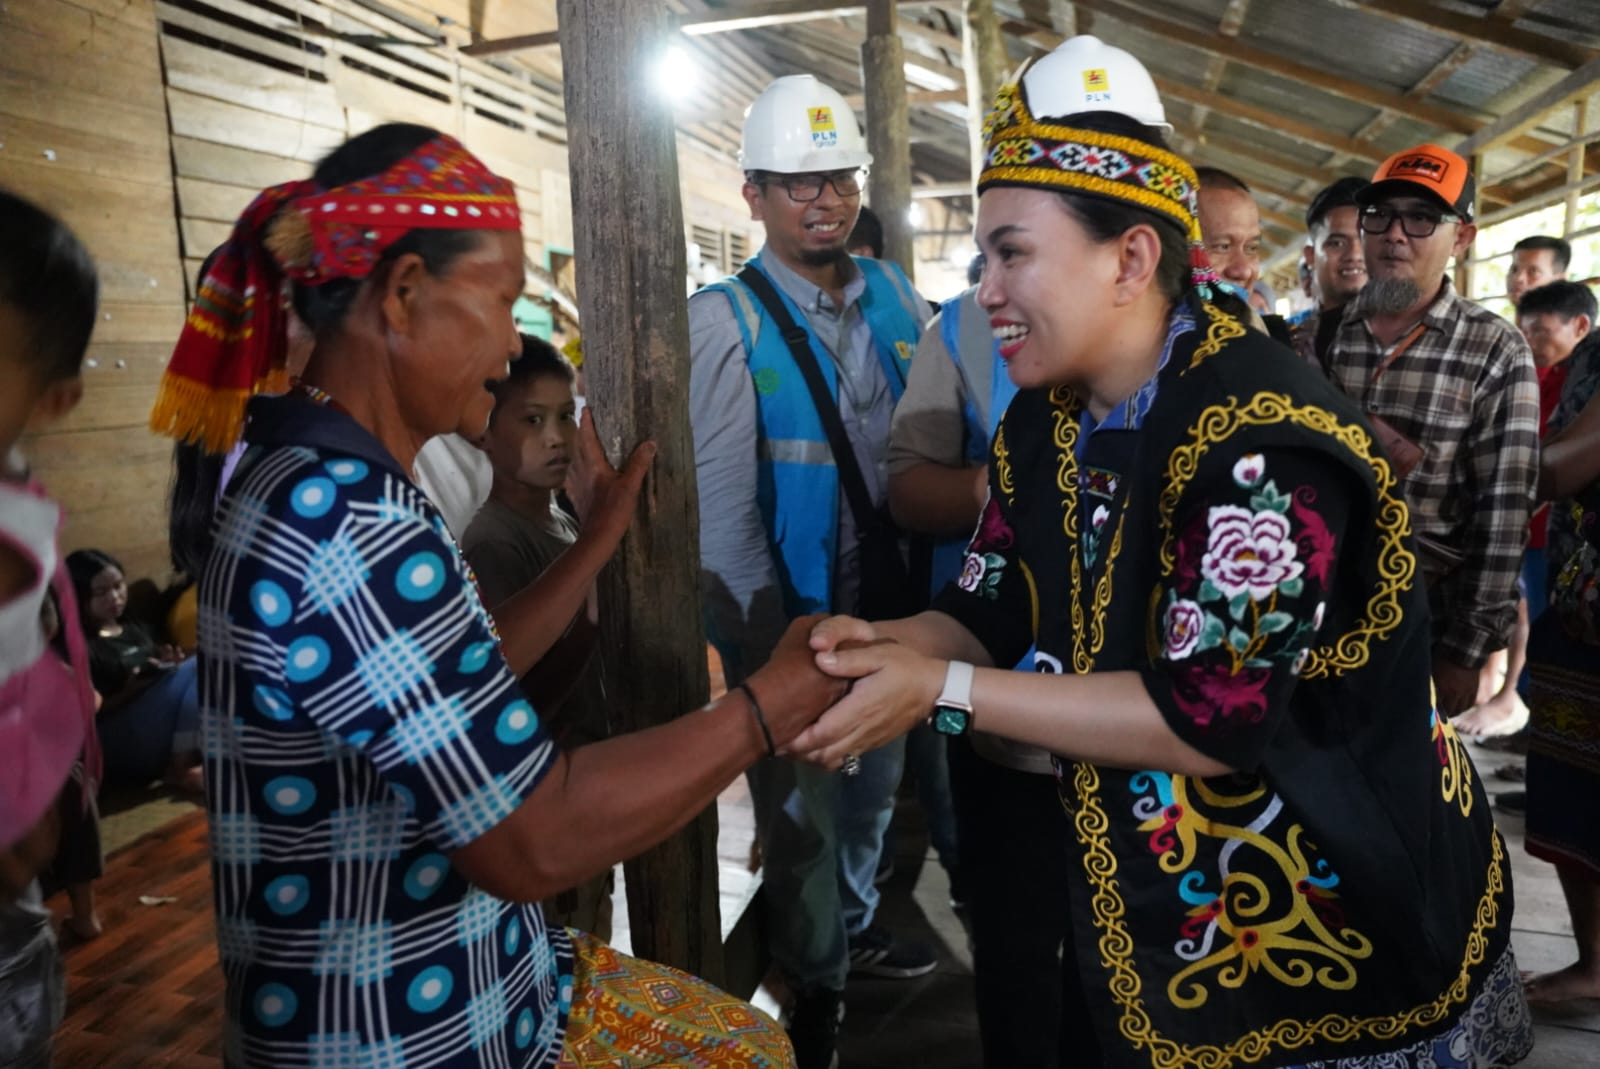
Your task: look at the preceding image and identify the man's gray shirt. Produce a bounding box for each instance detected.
[689,249,927,683]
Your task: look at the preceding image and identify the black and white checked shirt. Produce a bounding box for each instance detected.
[1324,277,1539,669]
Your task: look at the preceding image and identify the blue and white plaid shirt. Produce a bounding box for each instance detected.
[198,394,572,1068]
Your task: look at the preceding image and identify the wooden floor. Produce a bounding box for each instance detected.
[44,737,1600,1068]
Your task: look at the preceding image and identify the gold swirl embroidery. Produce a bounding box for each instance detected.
[994,422,1015,504]
[1046,386,1122,672]
[1187,302,1248,369]
[1434,713,1475,818]
[1075,763,1509,1067]
[1072,512,1126,673]
[1156,393,1415,680]
[1050,385,1080,542]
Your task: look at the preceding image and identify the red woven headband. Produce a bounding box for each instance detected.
[149,134,520,454]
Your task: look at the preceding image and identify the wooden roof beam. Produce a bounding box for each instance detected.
[1169,121,1347,187]
[1454,54,1600,157]
[677,87,964,124]
[463,0,946,56]
[1354,0,1594,70]
[1154,76,1387,164]
[1067,0,1484,135]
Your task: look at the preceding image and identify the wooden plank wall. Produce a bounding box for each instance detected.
[2,0,188,582]
[6,0,755,582]
[155,0,565,295]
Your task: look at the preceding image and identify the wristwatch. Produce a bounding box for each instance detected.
[929,661,975,736]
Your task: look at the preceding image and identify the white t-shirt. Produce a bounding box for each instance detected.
[411,434,495,540]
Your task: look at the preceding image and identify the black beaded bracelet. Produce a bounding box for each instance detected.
[737,682,777,758]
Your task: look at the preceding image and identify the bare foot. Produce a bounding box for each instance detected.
[66,913,103,941]
[1451,693,1530,739]
[1524,962,1600,1004]
[165,764,205,795]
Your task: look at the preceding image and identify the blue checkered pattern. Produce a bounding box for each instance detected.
[466,980,507,1049]
[330,803,406,863]
[197,431,572,1068]
[357,632,433,707]
[391,696,469,762]
[457,890,502,947]
[314,920,395,984]
[304,533,372,614]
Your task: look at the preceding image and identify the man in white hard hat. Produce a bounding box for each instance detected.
[689,73,933,1068]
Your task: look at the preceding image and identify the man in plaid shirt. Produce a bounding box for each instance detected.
[1323,144,1539,717]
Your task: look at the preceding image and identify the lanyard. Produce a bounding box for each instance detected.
[1370,322,1428,386]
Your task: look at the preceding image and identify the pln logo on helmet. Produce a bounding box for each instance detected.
[1082,67,1111,104]
[809,106,838,148]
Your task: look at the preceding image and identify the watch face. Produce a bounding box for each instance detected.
[932,705,972,736]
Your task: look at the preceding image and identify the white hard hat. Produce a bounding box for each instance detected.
[740,75,873,174]
[1015,35,1170,131]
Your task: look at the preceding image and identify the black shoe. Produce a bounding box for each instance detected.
[847,923,938,979]
[1496,791,1526,817]
[786,987,843,1069]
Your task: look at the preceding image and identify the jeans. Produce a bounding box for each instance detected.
[746,737,903,991]
[948,735,1084,1068]
[97,658,200,785]
[836,736,904,935]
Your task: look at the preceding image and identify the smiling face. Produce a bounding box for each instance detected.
[482,372,578,493]
[974,186,1127,391]
[1197,185,1263,292]
[1306,205,1367,308]
[384,229,526,442]
[743,173,861,269]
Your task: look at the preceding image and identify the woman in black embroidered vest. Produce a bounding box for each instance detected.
[791,36,1532,1069]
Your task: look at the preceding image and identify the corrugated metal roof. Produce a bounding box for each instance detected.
[1238,0,1453,91]
[673,0,1598,230]
[1431,49,1548,112]
[1216,63,1380,135]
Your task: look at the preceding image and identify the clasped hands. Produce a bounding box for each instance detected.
[744,614,945,772]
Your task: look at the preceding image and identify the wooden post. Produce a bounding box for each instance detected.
[1566,99,1589,236]
[962,0,1007,188]
[556,0,723,983]
[1457,152,1485,298]
[861,0,914,277]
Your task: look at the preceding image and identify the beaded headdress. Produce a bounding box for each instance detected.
[978,70,1219,297]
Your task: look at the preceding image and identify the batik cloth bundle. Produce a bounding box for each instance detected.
[978,75,1220,296]
[148,134,521,454]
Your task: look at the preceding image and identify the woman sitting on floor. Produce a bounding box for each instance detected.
[66,549,202,792]
[150,121,838,1068]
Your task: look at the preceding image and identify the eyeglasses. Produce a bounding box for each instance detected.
[1359,205,1458,238]
[759,169,865,203]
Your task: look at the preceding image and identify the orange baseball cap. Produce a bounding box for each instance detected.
[1357,143,1476,222]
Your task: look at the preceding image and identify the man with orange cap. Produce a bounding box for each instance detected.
[1323,144,1539,722]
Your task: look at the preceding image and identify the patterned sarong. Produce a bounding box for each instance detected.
[558,931,794,1068]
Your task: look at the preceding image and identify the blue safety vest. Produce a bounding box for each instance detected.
[928,290,1017,594]
[698,251,925,627]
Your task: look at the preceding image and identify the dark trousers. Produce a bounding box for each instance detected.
[949,736,1101,1068]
